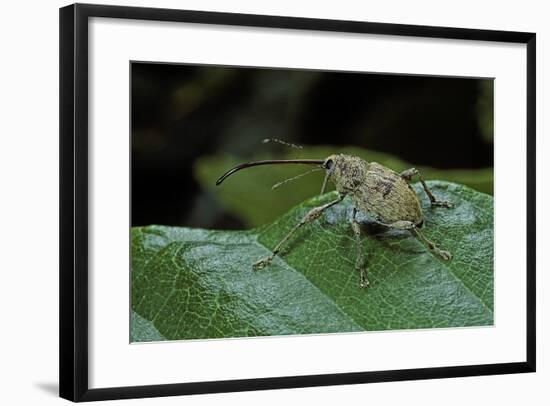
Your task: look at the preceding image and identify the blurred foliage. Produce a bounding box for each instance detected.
[477,80,494,144]
[132,63,494,229]
[195,145,493,228]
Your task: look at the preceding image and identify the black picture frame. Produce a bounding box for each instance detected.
[59,3,536,402]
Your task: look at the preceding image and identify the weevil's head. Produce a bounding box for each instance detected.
[319,154,340,194]
[321,154,368,194]
[322,155,336,172]
[215,154,367,196]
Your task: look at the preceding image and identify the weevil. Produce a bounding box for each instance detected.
[216,153,453,288]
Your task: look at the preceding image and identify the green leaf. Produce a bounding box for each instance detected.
[194,146,493,228]
[131,310,166,342]
[131,181,493,342]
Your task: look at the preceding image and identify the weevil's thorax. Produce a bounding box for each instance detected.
[328,154,371,194]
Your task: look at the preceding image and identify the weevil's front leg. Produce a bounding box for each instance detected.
[383,220,452,261]
[400,167,453,208]
[351,207,369,288]
[253,193,346,270]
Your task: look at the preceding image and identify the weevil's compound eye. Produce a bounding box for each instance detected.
[324,159,334,170]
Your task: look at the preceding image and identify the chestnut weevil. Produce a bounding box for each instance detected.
[216,149,453,288]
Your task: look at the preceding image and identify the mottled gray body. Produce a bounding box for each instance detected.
[327,154,423,225]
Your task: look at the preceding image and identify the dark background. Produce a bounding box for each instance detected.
[131,62,493,229]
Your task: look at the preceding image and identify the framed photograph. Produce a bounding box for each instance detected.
[59,3,536,402]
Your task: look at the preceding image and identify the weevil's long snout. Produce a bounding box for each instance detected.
[216,159,325,185]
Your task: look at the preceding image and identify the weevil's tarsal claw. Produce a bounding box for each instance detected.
[434,247,452,261]
[431,200,453,209]
[360,276,370,289]
[253,257,272,270]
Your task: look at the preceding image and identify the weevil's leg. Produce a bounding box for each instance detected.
[411,227,452,260]
[351,207,369,288]
[382,220,452,260]
[253,193,346,270]
[400,167,453,208]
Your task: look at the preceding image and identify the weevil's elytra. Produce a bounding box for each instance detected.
[216,152,453,289]
[326,154,423,227]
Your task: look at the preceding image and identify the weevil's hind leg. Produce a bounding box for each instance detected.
[411,227,452,260]
[382,220,452,261]
[351,208,369,288]
[253,193,346,270]
[400,167,453,208]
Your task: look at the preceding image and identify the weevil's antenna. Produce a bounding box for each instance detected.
[216,159,324,186]
[262,138,303,150]
[320,167,334,195]
[271,167,322,190]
